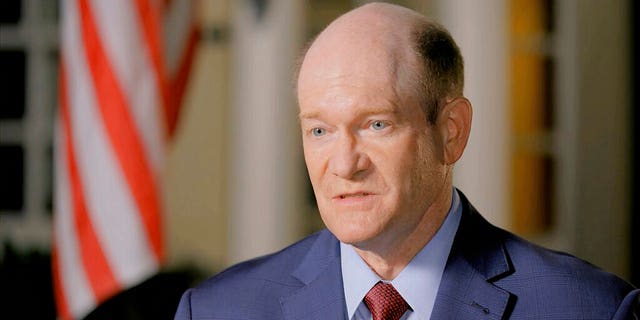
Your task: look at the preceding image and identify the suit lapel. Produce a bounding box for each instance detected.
[431,191,514,319]
[280,230,348,320]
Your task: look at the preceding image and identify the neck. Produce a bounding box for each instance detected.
[353,183,453,280]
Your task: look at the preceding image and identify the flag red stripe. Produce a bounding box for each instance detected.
[169,25,199,137]
[134,0,170,138]
[52,242,72,320]
[78,0,164,262]
[59,62,121,301]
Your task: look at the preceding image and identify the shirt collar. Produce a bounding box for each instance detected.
[340,188,462,319]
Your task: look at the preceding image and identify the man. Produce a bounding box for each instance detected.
[176,3,638,319]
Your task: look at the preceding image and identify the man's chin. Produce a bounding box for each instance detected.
[330,228,379,248]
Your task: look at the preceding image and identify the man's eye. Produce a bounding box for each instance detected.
[311,128,326,136]
[370,120,387,130]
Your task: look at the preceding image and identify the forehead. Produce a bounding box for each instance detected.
[297,44,419,119]
[298,71,398,115]
[296,4,424,118]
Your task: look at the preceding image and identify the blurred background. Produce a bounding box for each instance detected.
[0,0,638,319]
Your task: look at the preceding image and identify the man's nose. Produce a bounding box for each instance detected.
[328,133,370,179]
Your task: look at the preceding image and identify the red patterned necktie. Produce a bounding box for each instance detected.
[364,281,410,320]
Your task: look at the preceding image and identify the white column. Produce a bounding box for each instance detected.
[230,0,306,263]
[562,0,631,278]
[434,0,510,228]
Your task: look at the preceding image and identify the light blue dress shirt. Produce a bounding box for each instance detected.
[340,189,462,320]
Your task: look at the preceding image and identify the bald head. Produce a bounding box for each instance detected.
[297,2,463,123]
[312,2,424,53]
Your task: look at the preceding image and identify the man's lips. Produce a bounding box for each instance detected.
[333,191,375,200]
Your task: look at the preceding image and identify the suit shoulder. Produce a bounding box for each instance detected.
[496,230,635,315]
[176,230,331,319]
[457,193,634,297]
[185,230,328,308]
[502,231,631,288]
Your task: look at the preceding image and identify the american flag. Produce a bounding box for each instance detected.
[52,0,199,318]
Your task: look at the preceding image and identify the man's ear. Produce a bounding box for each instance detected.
[437,97,472,165]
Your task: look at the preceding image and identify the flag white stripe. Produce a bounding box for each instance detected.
[164,0,195,75]
[53,115,95,318]
[56,0,198,317]
[63,0,158,287]
[89,0,164,173]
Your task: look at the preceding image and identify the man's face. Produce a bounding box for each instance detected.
[297,44,449,250]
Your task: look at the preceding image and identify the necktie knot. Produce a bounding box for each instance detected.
[364,281,409,320]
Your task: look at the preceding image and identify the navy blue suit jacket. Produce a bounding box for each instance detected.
[175,192,639,319]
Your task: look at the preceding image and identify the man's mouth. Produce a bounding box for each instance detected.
[336,192,372,199]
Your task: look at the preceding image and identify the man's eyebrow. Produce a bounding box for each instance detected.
[298,111,321,121]
[299,106,399,121]
[360,106,399,116]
